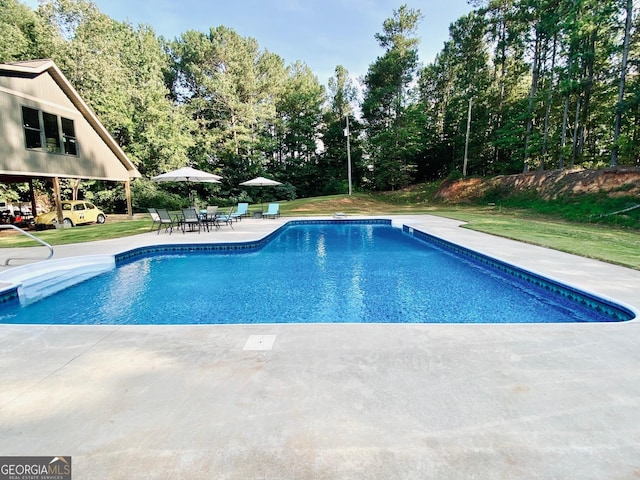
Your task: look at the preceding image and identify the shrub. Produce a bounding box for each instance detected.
[322,180,348,196]
[275,183,297,201]
[131,180,185,211]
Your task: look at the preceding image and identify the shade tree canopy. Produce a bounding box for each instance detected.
[1,0,638,211]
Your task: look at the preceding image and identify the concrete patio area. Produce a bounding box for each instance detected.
[0,215,638,479]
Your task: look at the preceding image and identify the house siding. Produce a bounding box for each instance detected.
[0,70,133,181]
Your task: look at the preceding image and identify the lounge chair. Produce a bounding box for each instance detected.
[214,206,235,229]
[230,202,250,221]
[155,208,178,234]
[262,203,280,219]
[181,208,206,233]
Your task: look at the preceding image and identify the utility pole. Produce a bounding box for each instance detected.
[345,114,352,195]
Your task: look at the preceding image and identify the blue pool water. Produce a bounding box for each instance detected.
[0,222,632,324]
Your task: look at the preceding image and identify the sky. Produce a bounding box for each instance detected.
[22,0,474,87]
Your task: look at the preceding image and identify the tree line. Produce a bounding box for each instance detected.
[0,0,637,210]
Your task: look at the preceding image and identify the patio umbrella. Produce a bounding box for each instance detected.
[239,176,282,212]
[152,167,221,204]
[152,166,222,183]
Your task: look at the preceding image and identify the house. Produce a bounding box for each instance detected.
[0,59,140,220]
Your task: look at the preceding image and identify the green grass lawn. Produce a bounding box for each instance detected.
[431,208,640,270]
[1,195,638,270]
[0,218,151,247]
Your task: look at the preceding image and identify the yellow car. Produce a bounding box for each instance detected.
[35,200,106,228]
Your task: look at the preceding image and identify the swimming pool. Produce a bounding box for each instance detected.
[0,220,634,324]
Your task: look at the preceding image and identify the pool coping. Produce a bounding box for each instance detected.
[0,217,635,322]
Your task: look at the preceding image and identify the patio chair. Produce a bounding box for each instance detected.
[205,206,219,230]
[262,203,280,219]
[155,208,178,234]
[148,208,162,232]
[214,206,235,230]
[230,202,250,221]
[181,207,206,233]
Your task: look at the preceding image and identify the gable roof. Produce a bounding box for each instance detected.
[0,59,140,180]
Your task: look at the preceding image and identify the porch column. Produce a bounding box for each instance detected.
[125,180,132,218]
[52,177,63,224]
[28,179,37,218]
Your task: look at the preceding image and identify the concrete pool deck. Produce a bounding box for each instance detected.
[0,215,639,479]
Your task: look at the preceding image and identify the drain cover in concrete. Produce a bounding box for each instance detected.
[243,335,276,351]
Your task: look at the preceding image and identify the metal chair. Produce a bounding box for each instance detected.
[181,208,206,233]
[214,206,235,229]
[154,208,178,234]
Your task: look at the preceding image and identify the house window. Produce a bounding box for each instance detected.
[22,107,42,149]
[22,106,79,156]
[43,112,61,153]
[62,118,77,155]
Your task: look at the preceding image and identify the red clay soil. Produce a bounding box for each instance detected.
[435,167,640,203]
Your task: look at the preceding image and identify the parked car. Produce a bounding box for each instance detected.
[35,200,106,228]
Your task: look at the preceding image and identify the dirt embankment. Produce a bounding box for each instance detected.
[434,167,640,203]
